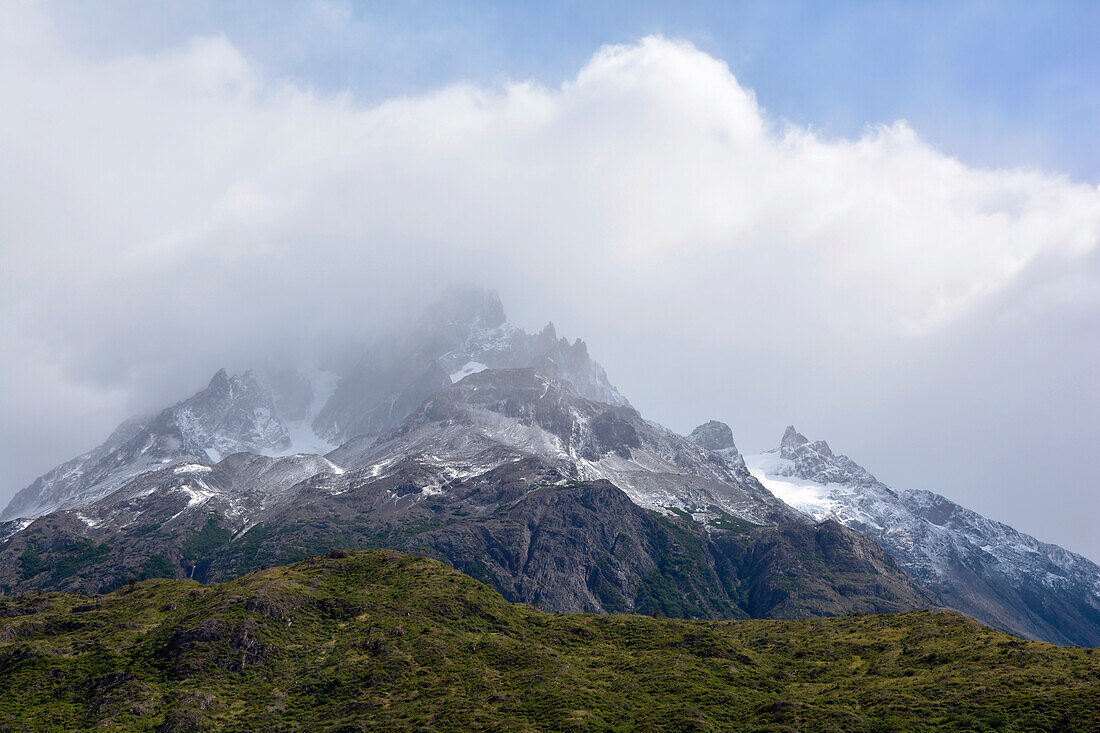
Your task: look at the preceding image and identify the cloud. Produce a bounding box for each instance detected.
[2,4,1099,555]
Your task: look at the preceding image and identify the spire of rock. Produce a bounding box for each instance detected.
[780,425,809,457]
[208,368,229,389]
[688,421,737,453]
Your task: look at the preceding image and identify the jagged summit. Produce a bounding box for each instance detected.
[1,290,627,522]
[311,290,627,445]
[780,425,807,450]
[0,366,292,522]
[774,427,871,486]
[780,425,839,460]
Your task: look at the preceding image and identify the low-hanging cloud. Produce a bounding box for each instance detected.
[2,3,1099,557]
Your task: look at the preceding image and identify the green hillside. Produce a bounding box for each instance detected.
[0,550,1097,731]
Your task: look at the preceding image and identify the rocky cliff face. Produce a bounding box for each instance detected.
[0,451,931,620]
[745,427,1100,646]
[687,420,743,465]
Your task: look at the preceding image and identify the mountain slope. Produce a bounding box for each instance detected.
[1,550,1097,732]
[745,426,1100,646]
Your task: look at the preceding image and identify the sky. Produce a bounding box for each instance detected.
[1,1,1098,559]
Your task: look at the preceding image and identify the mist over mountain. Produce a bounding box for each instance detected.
[2,289,1096,647]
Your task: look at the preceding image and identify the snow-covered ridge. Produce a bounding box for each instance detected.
[746,452,844,522]
[746,426,1100,645]
[0,367,342,522]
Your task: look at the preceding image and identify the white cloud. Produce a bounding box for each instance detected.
[4,21,1096,337]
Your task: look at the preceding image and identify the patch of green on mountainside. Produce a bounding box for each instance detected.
[0,551,1097,732]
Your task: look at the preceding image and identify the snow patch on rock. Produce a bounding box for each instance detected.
[449,361,489,383]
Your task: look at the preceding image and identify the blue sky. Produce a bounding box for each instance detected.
[50,0,1100,181]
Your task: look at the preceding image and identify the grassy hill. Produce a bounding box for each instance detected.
[0,549,1097,731]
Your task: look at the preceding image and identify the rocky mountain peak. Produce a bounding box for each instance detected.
[166,369,291,461]
[775,427,880,489]
[312,289,627,445]
[329,366,800,526]
[688,421,737,453]
[195,368,263,403]
[780,425,809,456]
[745,432,1100,646]
[207,368,230,389]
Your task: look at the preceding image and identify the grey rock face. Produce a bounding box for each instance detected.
[748,427,1100,646]
[688,421,737,453]
[173,369,290,461]
[0,446,932,622]
[688,420,744,466]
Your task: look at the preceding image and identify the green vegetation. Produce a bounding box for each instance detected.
[709,509,759,533]
[17,542,47,580]
[138,554,178,581]
[180,515,232,562]
[0,550,1097,731]
[634,514,737,619]
[20,538,112,583]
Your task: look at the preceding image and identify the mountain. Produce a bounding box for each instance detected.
[4,289,1098,647]
[0,370,931,620]
[687,419,743,464]
[1,550,1097,732]
[1,288,622,523]
[744,426,1100,646]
